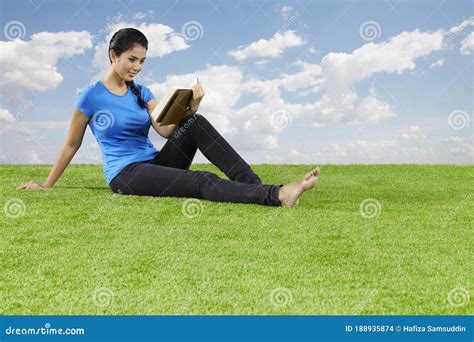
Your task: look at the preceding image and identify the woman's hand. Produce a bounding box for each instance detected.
[17,181,45,190]
[185,82,205,116]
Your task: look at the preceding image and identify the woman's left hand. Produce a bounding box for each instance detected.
[185,83,205,115]
[17,181,45,190]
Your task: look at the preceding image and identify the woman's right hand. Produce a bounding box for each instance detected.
[17,181,46,190]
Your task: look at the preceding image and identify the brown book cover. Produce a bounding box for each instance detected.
[151,87,193,125]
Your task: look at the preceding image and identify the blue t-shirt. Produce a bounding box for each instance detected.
[75,80,159,184]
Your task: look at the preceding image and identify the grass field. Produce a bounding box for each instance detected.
[0,164,472,315]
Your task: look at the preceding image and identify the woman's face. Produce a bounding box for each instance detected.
[111,44,147,81]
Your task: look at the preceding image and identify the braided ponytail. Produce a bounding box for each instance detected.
[126,80,147,109]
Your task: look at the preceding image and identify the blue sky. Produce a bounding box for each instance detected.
[0,0,473,165]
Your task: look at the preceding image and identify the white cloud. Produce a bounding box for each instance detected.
[460,32,474,55]
[396,126,426,140]
[320,29,445,98]
[133,10,154,20]
[276,126,473,164]
[429,58,445,69]
[440,136,474,159]
[0,112,98,164]
[290,28,448,127]
[26,120,70,129]
[0,130,42,164]
[279,60,322,92]
[228,30,305,61]
[0,106,77,164]
[441,136,468,143]
[0,108,15,125]
[240,78,395,128]
[74,140,102,163]
[281,6,293,19]
[0,117,41,164]
[289,139,402,164]
[0,31,93,106]
[255,60,269,66]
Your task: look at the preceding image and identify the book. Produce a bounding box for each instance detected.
[151,87,193,126]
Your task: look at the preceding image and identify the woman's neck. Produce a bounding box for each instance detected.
[103,68,127,88]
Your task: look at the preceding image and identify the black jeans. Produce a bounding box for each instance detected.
[109,113,282,206]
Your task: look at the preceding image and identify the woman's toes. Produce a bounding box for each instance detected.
[304,171,315,181]
[304,167,320,181]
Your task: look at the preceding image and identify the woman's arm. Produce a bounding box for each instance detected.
[17,108,89,189]
[147,99,177,139]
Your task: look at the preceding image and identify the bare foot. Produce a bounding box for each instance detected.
[278,167,320,208]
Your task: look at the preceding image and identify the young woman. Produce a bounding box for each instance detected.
[18,28,320,207]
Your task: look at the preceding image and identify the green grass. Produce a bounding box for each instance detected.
[0,164,472,315]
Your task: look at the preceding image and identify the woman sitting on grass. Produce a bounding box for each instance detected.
[18,28,320,207]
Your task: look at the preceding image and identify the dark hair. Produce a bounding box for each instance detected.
[108,28,148,109]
